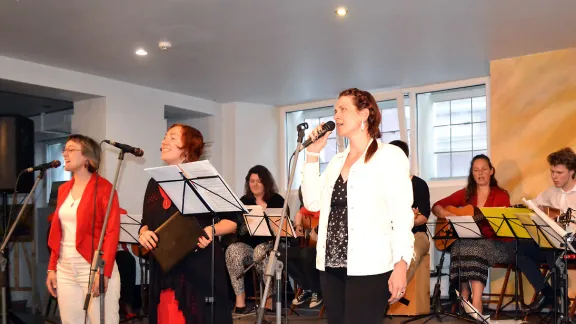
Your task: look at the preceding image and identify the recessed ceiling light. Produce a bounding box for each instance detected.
[135,48,148,56]
[335,7,348,16]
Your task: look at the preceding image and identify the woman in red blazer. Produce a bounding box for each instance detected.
[432,154,511,314]
[46,134,121,324]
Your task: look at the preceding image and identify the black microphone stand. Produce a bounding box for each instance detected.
[83,150,126,324]
[0,170,47,324]
[256,123,307,324]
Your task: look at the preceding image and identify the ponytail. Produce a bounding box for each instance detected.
[364,139,378,163]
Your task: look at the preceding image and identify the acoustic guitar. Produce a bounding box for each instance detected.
[301,213,319,248]
[433,205,496,251]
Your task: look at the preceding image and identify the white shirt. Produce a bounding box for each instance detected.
[535,182,576,213]
[59,193,84,262]
[302,140,415,276]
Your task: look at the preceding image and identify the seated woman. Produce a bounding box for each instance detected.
[432,154,511,314]
[225,165,285,313]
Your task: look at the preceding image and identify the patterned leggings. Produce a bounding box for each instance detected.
[225,241,285,297]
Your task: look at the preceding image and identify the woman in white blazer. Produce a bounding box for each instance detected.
[302,88,415,324]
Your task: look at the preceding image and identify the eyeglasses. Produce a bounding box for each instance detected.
[61,148,82,154]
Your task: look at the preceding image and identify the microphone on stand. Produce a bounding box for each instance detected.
[23,160,61,173]
[298,121,335,152]
[104,140,144,157]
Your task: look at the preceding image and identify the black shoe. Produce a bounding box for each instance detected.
[234,306,246,314]
[526,293,553,313]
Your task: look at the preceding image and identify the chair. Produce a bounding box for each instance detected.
[388,253,431,315]
[483,263,524,318]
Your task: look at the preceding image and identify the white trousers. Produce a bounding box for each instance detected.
[56,257,121,324]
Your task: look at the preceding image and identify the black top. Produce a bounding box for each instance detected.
[141,178,237,324]
[325,175,348,268]
[411,175,431,234]
[237,193,286,248]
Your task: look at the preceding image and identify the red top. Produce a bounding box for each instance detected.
[433,187,510,209]
[299,206,320,219]
[47,174,121,277]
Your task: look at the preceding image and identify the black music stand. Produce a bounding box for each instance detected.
[402,220,475,324]
[145,161,247,324]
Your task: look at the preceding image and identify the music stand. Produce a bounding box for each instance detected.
[402,220,475,324]
[480,207,533,319]
[145,160,247,324]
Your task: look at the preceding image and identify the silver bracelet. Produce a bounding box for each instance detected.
[305,150,320,157]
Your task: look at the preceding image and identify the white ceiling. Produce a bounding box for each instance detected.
[0,0,575,106]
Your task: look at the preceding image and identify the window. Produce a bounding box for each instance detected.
[46,141,72,202]
[378,96,410,145]
[417,85,487,180]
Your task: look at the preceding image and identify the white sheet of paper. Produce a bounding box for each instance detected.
[445,216,482,238]
[144,165,209,214]
[267,216,296,238]
[245,205,264,216]
[264,208,285,216]
[244,215,272,236]
[178,161,246,213]
[120,214,142,243]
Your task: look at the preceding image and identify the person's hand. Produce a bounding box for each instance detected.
[295,224,304,237]
[388,260,408,304]
[310,229,318,242]
[92,273,109,297]
[138,230,158,251]
[198,226,214,248]
[412,207,420,219]
[46,271,57,297]
[306,123,332,153]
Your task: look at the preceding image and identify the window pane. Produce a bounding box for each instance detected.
[405,105,410,130]
[435,153,451,178]
[320,163,329,174]
[381,131,401,144]
[452,151,472,177]
[305,118,320,139]
[381,108,400,132]
[450,98,472,124]
[433,126,451,152]
[321,138,337,163]
[451,124,472,151]
[433,101,450,126]
[472,122,487,150]
[472,97,487,123]
[320,116,336,138]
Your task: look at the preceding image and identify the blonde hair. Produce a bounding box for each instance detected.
[67,134,101,173]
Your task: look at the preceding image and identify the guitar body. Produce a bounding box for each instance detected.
[434,205,476,251]
[302,214,319,248]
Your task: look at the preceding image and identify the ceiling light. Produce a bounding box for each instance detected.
[135,48,148,56]
[335,7,348,16]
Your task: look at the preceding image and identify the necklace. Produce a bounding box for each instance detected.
[70,193,77,207]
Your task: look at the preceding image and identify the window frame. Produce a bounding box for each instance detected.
[277,77,490,190]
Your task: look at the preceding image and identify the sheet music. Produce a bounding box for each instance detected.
[446,216,482,238]
[144,165,210,214]
[516,213,554,249]
[268,216,296,238]
[120,214,142,243]
[523,198,568,238]
[178,161,247,213]
[245,205,264,216]
[264,208,285,216]
[244,215,273,236]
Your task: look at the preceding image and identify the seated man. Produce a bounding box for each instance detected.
[389,140,431,282]
[510,147,576,312]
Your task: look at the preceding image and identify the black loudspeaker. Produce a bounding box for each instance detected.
[0,115,35,193]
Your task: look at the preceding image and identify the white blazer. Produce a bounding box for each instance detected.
[301,140,415,276]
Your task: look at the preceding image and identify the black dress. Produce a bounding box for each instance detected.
[142,178,239,324]
[325,175,348,268]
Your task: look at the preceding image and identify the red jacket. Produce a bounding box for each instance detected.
[48,174,121,277]
[432,187,510,209]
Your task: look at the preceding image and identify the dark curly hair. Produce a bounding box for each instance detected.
[244,165,278,201]
[548,147,576,179]
[338,88,382,163]
[465,154,504,203]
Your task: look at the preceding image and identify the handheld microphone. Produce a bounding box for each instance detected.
[23,160,61,173]
[104,140,144,157]
[300,121,335,151]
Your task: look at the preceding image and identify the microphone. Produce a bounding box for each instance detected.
[104,140,144,157]
[300,121,335,151]
[24,160,61,173]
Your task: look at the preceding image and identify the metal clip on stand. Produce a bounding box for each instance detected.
[256,123,307,324]
[0,170,47,324]
[84,150,126,324]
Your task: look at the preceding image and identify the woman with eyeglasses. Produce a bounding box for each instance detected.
[46,134,121,324]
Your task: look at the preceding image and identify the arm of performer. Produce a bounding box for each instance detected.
[294,209,304,236]
[381,145,415,304]
[431,189,466,218]
[413,180,431,226]
[301,123,332,212]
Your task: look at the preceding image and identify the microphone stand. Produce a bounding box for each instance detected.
[83,150,125,324]
[257,124,306,324]
[0,170,47,324]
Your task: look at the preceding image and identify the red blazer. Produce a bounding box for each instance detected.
[48,174,121,277]
[433,187,510,209]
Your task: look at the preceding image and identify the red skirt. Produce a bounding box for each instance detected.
[158,289,185,324]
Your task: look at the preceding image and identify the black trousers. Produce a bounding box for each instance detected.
[320,267,391,324]
[116,250,137,306]
[279,247,321,293]
[506,241,556,294]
